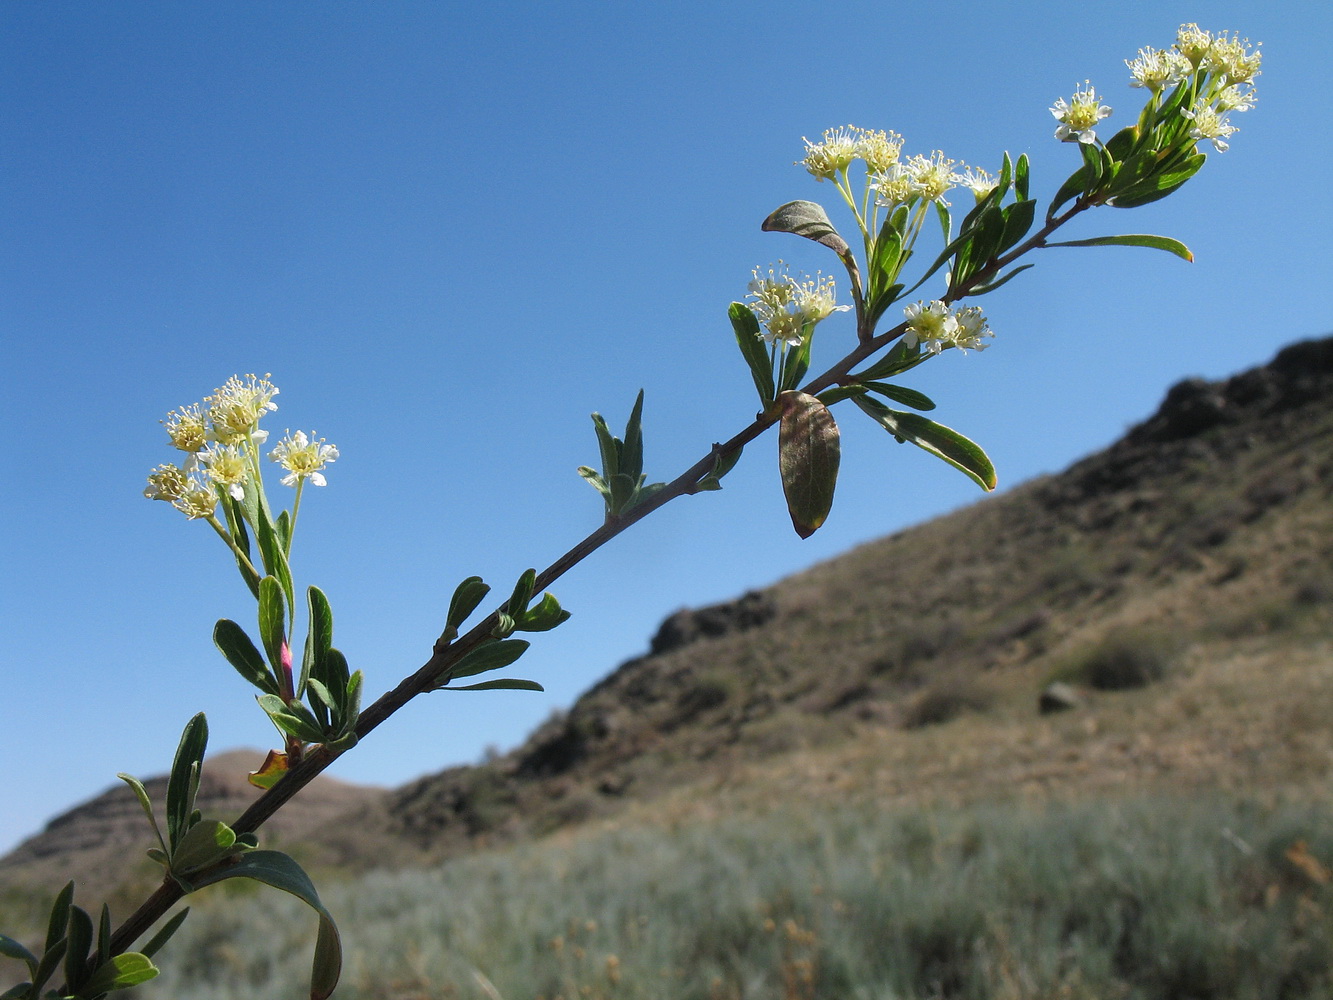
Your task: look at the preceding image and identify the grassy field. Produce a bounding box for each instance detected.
[118,792,1333,1000]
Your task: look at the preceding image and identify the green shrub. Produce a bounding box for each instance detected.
[1066,627,1179,690]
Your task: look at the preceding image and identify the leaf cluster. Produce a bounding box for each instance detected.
[578,390,668,518]
[113,715,342,1000]
[213,585,363,755]
[0,883,164,999]
[429,569,573,693]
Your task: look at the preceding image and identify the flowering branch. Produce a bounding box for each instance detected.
[5,22,1262,1000]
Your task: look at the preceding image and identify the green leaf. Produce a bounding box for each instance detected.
[854,396,996,491]
[491,611,516,639]
[606,471,639,514]
[1014,153,1030,201]
[902,226,974,298]
[777,328,813,393]
[868,217,905,303]
[447,678,546,692]
[952,204,1005,287]
[963,263,1035,296]
[997,198,1037,255]
[728,302,775,405]
[1047,165,1088,219]
[213,619,277,695]
[342,671,363,734]
[578,466,610,499]
[1042,233,1193,262]
[323,650,351,707]
[446,577,490,635]
[221,497,260,598]
[1104,123,1139,160]
[0,934,36,970]
[171,819,239,877]
[140,908,190,960]
[45,883,73,956]
[1105,153,1206,208]
[186,850,342,1000]
[855,339,927,381]
[0,983,32,1000]
[777,391,840,539]
[517,592,570,633]
[760,200,850,256]
[257,576,288,680]
[95,903,111,971]
[166,714,208,852]
[306,677,336,714]
[864,281,905,332]
[300,586,334,698]
[694,443,743,492]
[935,201,952,243]
[815,384,869,407]
[31,937,65,999]
[82,952,159,995]
[619,390,646,484]
[443,639,530,683]
[257,695,327,744]
[63,905,92,993]
[117,773,167,855]
[620,480,667,515]
[863,382,936,411]
[254,494,296,619]
[589,412,620,480]
[505,568,537,620]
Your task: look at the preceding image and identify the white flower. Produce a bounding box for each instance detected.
[270,430,339,487]
[1051,82,1113,144]
[906,151,960,205]
[1203,32,1261,83]
[746,263,849,347]
[172,481,218,520]
[854,128,904,172]
[952,306,994,353]
[207,374,278,445]
[1174,23,1214,67]
[1125,47,1192,91]
[903,301,960,354]
[800,126,859,180]
[1216,84,1257,113]
[956,166,1000,204]
[200,443,249,500]
[870,164,917,207]
[903,301,993,354]
[1182,101,1238,152]
[162,403,207,455]
[144,464,189,502]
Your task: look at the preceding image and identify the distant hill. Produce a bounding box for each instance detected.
[338,333,1333,860]
[0,749,387,911]
[5,335,1333,900]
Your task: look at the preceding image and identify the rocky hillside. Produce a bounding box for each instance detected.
[5,335,1333,891]
[0,749,387,909]
[332,334,1333,861]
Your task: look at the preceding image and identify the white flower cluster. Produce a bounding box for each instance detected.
[799,125,983,210]
[1176,25,1259,152]
[746,262,850,347]
[1053,24,1260,154]
[903,300,993,355]
[145,374,339,520]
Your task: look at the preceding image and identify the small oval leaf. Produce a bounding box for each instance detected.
[761,200,850,256]
[777,391,841,538]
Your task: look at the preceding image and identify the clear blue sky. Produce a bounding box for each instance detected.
[2,2,1328,854]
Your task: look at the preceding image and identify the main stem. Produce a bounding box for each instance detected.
[103,192,1093,962]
